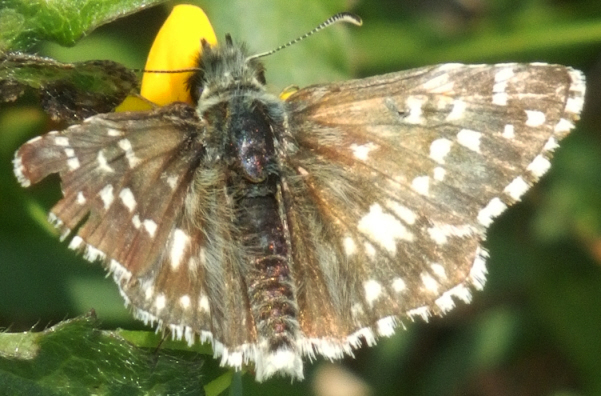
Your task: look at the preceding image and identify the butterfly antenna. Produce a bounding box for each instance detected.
[247,12,362,61]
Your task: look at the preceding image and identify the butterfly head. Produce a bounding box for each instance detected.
[189,35,267,103]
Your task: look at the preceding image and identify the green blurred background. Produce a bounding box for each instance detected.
[2,0,601,395]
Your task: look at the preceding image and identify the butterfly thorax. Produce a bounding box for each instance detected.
[192,35,287,174]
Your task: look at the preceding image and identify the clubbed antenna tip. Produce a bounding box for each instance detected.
[247,12,362,61]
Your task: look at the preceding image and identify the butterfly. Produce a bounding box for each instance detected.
[11,9,585,381]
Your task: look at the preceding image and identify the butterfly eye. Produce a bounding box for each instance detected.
[187,68,205,104]
[255,65,266,85]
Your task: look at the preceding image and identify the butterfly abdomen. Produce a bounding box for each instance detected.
[224,94,302,377]
[236,186,299,340]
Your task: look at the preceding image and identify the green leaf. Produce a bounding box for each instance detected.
[0,0,168,51]
[0,314,208,396]
[354,6,601,73]
[0,52,138,122]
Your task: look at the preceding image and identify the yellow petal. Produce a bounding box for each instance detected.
[140,4,218,106]
[280,85,300,101]
[114,95,154,112]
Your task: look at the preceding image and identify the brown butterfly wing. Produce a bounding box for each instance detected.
[282,63,584,349]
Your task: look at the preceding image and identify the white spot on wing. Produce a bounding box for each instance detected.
[433,166,446,181]
[143,219,157,237]
[492,92,508,106]
[107,128,122,136]
[118,139,141,168]
[427,224,477,245]
[431,263,447,279]
[97,151,114,172]
[457,129,482,153]
[187,256,200,274]
[358,203,414,253]
[13,155,30,187]
[170,229,190,270]
[429,138,452,164]
[526,155,551,178]
[568,68,586,97]
[349,327,376,347]
[144,283,154,300]
[64,148,75,158]
[477,197,507,227]
[363,279,383,307]
[351,303,364,320]
[385,201,417,225]
[543,137,559,152]
[504,176,530,200]
[119,188,137,212]
[67,157,80,170]
[438,63,462,71]
[502,124,515,139]
[132,214,141,229]
[411,176,430,196]
[109,259,132,282]
[376,316,397,336]
[492,66,514,106]
[76,192,86,204]
[68,236,83,250]
[166,175,178,189]
[422,72,453,93]
[48,212,63,228]
[447,284,472,304]
[565,96,584,114]
[199,293,210,313]
[179,295,191,309]
[421,273,439,293]
[446,99,466,121]
[350,142,378,161]
[84,244,106,262]
[392,277,406,292]
[404,96,425,124]
[494,65,514,87]
[54,136,70,146]
[155,294,166,311]
[525,110,546,127]
[199,247,206,265]
[99,184,114,209]
[435,293,455,313]
[408,306,431,322]
[343,236,356,257]
[554,118,573,134]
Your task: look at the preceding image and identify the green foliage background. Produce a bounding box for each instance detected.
[1,0,601,395]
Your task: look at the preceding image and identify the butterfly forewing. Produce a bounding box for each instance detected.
[284,63,584,339]
[15,105,210,330]
[15,102,266,361]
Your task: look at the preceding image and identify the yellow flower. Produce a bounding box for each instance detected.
[116,5,218,111]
